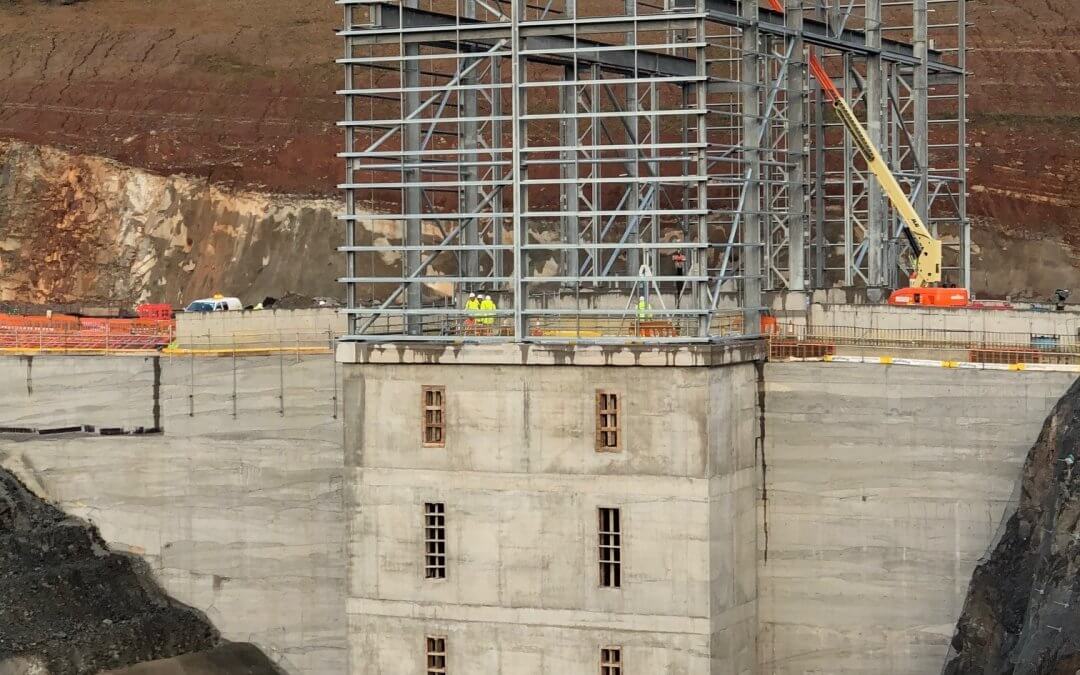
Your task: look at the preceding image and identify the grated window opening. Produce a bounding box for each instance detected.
[599,507,622,588]
[423,385,446,447]
[425,502,446,580]
[426,635,447,675]
[596,390,621,452]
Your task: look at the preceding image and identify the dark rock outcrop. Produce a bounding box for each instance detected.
[946,377,1080,674]
[0,468,219,675]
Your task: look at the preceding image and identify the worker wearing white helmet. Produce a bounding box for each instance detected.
[465,292,481,333]
[480,294,497,327]
[637,295,652,321]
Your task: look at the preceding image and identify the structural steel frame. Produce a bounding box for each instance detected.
[338,0,968,343]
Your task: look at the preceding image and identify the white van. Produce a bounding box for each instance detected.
[184,295,244,313]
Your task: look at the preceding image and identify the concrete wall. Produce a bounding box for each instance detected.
[6,343,1074,675]
[761,362,1076,674]
[342,345,761,674]
[0,355,157,430]
[176,308,345,348]
[801,302,1080,337]
[0,354,345,675]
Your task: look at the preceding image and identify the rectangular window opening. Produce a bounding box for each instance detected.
[424,502,446,580]
[599,507,621,588]
[426,635,447,675]
[423,385,446,447]
[596,390,621,452]
[600,646,622,675]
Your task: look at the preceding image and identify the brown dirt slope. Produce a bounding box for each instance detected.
[967,0,1080,247]
[0,0,340,196]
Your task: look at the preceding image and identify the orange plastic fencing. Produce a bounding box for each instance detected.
[136,303,173,320]
[0,313,175,350]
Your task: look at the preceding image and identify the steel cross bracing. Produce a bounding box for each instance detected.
[337,0,968,343]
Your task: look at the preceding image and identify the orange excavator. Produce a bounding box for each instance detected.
[765,0,968,308]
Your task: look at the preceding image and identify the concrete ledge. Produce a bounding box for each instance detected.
[336,339,766,367]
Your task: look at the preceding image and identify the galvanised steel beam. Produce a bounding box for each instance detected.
[347,3,699,77]
[403,0,422,336]
[740,0,764,331]
[785,0,806,292]
[865,0,887,289]
[671,0,960,72]
[343,2,357,336]
[338,0,967,341]
[462,0,481,282]
[958,0,970,290]
[558,63,579,281]
[913,0,930,226]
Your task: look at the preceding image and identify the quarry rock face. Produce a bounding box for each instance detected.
[0,467,220,674]
[0,140,527,308]
[0,141,344,307]
[946,377,1080,674]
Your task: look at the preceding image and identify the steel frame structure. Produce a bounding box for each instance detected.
[338,0,968,343]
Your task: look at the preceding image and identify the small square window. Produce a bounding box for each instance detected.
[422,386,446,447]
[596,390,621,452]
[600,646,622,675]
[426,635,446,675]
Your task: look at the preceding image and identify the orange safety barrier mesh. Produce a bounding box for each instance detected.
[637,321,679,338]
[968,348,1043,365]
[0,313,174,350]
[136,304,173,320]
[0,314,80,331]
[770,340,836,360]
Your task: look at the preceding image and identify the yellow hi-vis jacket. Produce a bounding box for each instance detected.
[480,298,496,325]
[465,298,481,316]
[637,299,652,320]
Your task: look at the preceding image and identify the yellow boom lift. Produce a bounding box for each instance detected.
[766,0,968,306]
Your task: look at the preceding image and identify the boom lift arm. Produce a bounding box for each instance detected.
[762,0,942,287]
[807,58,941,287]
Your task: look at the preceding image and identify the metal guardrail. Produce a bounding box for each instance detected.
[0,329,337,357]
[0,314,174,353]
[172,330,337,355]
[771,323,1080,365]
[354,310,748,341]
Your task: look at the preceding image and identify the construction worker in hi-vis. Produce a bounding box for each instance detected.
[465,292,480,333]
[480,295,497,327]
[637,296,652,321]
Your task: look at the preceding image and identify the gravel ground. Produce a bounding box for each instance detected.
[0,468,220,674]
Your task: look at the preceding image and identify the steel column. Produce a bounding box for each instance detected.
[741,0,763,330]
[403,0,422,336]
[785,0,806,292]
[913,0,930,224]
[865,0,887,289]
